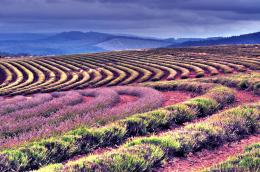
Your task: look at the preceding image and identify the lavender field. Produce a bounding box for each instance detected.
[0,45,259,172]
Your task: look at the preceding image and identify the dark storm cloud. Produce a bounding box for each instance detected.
[0,0,260,37]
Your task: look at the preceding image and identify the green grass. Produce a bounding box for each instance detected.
[66,144,164,172]
[197,72,260,95]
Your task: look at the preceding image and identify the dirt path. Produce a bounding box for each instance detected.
[157,89,260,172]
[158,134,260,172]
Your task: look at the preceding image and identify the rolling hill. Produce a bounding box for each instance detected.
[0,45,259,172]
[0,31,172,55]
[169,32,260,47]
[97,37,171,50]
[0,31,260,55]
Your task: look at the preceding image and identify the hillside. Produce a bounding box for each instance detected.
[0,31,260,55]
[97,37,171,50]
[0,44,259,95]
[44,31,114,44]
[0,31,171,55]
[170,32,260,47]
[0,45,259,172]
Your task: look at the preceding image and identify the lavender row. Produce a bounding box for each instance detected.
[0,86,163,149]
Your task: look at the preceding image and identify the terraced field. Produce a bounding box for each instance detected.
[0,45,259,172]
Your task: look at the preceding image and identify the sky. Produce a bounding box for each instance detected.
[0,0,260,38]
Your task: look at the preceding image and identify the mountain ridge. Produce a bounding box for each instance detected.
[0,31,172,55]
[0,31,259,55]
[168,32,260,47]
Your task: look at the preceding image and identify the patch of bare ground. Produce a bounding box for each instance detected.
[233,89,260,105]
[158,134,260,172]
[162,91,197,107]
[82,96,94,102]
[119,94,138,105]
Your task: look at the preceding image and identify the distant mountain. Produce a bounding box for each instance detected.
[47,31,171,50]
[97,37,171,50]
[165,38,205,44]
[169,32,260,47]
[0,31,172,55]
[45,31,114,43]
[0,31,259,56]
[164,37,223,44]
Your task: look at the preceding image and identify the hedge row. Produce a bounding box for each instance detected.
[198,72,260,95]
[204,142,260,172]
[41,102,259,172]
[0,82,235,171]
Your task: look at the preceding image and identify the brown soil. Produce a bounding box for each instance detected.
[233,89,260,105]
[82,96,94,102]
[158,134,260,172]
[157,90,260,172]
[119,94,138,105]
[162,91,197,107]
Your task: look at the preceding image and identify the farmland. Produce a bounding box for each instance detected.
[1,45,260,96]
[0,45,259,172]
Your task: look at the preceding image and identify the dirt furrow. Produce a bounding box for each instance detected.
[158,134,260,172]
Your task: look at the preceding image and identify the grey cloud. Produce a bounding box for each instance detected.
[0,0,259,38]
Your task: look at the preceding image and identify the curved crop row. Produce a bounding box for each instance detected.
[0,86,163,149]
[37,102,260,172]
[0,81,235,171]
[0,47,259,95]
[0,63,13,87]
[198,72,260,95]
